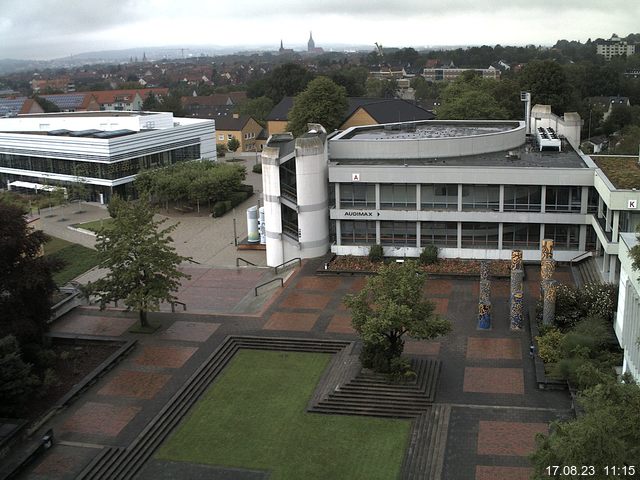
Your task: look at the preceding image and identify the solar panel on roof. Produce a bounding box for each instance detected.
[69,129,102,137]
[42,94,85,109]
[92,129,135,139]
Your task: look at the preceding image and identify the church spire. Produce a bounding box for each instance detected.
[308,31,315,51]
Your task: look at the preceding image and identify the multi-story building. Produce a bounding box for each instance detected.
[0,111,216,203]
[260,107,640,381]
[596,34,636,60]
[422,66,500,81]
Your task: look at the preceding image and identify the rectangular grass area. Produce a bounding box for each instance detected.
[157,349,411,480]
[76,217,114,233]
[44,236,99,285]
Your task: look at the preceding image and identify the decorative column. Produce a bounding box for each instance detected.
[477,260,492,330]
[542,280,558,326]
[510,250,525,331]
[510,292,524,330]
[540,239,555,298]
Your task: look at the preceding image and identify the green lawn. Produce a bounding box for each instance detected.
[44,236,100,285]
[76,217,114,233]
[157,350,411,480]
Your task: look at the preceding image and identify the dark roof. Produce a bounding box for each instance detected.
[183,104,235,119]
[354,99,435,123]
[215,114,252,131]
[266,96,434,123]
[256,128,268,140]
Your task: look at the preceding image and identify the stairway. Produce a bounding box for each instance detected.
[573,256,603,287]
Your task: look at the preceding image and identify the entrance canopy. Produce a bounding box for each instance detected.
[8,180,67,195]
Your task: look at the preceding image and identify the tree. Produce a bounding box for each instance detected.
[343,261,451,373]
[329,66,369,97]
[237,96,274,125]
[33,95,60,113]
[227,137,240,153]
[365,77,398,98]
[287,77,348,136]
[438,74,508,120]
[142,92,160,110]
[530,381,640,478]
[0,202,61,343]
[631,223,640,277]
[85,199,191,328]
[0,335,40,416]
[519,60,573,114]
[261,63,315,104]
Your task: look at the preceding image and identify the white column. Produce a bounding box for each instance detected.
[261,146,283,267]
[612,210,620,240]
[540,186,546,213]
[499,185,504,213]
[580,186,589,215]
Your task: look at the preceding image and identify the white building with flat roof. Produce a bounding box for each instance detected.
[0,111,216,202]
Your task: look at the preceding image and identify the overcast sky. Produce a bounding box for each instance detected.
[1,0,639,60]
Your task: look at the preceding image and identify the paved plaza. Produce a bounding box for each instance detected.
[15,256,574,480]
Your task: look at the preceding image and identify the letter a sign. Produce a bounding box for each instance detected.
[352,173,360,182]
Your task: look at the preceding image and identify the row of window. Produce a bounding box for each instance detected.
[0,145,201,180]
[339,221,584,250]
[338,183,598,213]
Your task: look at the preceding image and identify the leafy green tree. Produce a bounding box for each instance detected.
[612,125,640,154]
[238,96,274,125]
[287,77,348,136]
[262,63,315,104]
[227,137,240,153]
[365,77,397,98]
[519,60,573,114]
[142,92,160,110]
[33,95,60,113]
[0,335,40,416]
[530,381,640,478]
[86,200,191,328]
[438,73,509,120]
[343,261,451,373]
[411,77,444,105]
[329,66,370,97]
[0,202,61,343]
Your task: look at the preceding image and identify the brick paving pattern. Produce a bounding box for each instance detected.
[430,297,449,316]
[262,311,319,331]
[476,466,533,480]
[98,370,171,399]
[463,367,525,394]
[296,276,342,291]
[325,314,356,334]
[134,345,198,369]
[466,337,522,360]
[477,421,548,456]
[62,402,141,437]
[404,340,441,356]
[161,321,220,342]
[280,292,332,310]
[424,279,453,296]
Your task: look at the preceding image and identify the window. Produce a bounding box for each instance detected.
[421,184,457,210]
[461,185,500,211]
[544,224,580,250]
[340,183,375,209]
[218,135,224,141]
[380,184,416,210]
[420,222,458,247]
[340,220,376,245]
[587,187,599,214]
[281,204,298,239]
[380,221,417,246]
[227,134,233,140]
[461,223,499,248]
[502,223,540,248]
[545,186,581,213]
[503,186,541,212]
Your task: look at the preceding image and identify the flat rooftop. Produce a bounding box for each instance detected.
[330,140,588,169]
[593,156,640,189]
[18,111,157,118]
[340,121,519,140]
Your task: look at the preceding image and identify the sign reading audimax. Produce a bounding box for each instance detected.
[343,210,381,217]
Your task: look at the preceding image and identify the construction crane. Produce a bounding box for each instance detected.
[374,42,384,57]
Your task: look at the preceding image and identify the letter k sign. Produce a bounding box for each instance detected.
[629,199,638,209]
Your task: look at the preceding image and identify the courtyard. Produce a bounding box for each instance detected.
[15,257,572,480]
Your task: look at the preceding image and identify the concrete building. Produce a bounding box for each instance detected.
[596,34,636,60]
[615,233,640,381]
[260,107,640,380]
[0,111,216,203]
[422,66,500,81]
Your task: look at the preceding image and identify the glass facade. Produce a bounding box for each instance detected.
[420,222,458,247]
[281,204,298,239]
[380,184,416,210]
[279,159,297,202]
[503,186,542,212]
[340,220,376,245]
[461,185,500,211]
[545,186,581,213]
[380,221,416,246]
[421,184,457,210]
[544,224,580,250]
[461,222,499,248]
[0,145,200,181]
[340,183,375,209]
[502,223,540,248]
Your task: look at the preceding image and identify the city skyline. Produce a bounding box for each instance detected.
[1,0,639,60]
